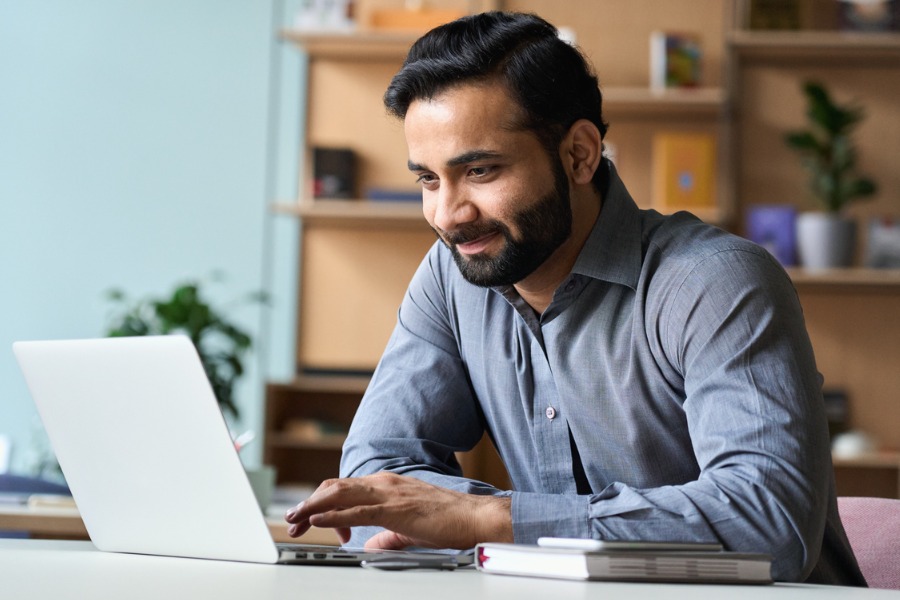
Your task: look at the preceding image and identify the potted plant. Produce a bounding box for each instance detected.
[784,81,877,268]
[104,276,266,421]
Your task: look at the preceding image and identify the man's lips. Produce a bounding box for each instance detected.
[455,231,500,255]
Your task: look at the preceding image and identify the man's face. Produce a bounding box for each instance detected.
[404,83,572,287]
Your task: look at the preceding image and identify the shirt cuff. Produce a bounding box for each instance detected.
[511,491,591,543]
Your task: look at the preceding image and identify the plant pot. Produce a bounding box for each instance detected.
[796,212,856,269]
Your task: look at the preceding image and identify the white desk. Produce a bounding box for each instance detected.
[0,539,893,600]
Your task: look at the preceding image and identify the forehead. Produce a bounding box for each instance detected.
[403,82,533,161]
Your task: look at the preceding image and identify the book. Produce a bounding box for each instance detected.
[475,542,773,584]
[652,132,717,211]
[746,205,798,267]
[649,31,702,91]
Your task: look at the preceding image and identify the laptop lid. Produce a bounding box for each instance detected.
[13,335,280,563]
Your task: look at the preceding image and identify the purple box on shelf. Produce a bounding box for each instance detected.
[746,205,797,267]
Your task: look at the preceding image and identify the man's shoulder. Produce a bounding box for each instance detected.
[642,211,785,291]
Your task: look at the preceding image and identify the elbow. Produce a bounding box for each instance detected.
[758,498,825,582]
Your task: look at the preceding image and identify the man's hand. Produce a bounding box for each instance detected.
[283,472,512,550]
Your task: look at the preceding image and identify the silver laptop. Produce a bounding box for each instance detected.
[13,335,470,568]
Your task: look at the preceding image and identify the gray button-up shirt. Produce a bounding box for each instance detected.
[340,163,864,585]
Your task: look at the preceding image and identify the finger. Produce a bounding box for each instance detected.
[287,521,311,538]
[284,501,305,524]
[308,504,382,530]
[336,527,352,545]
[364,530,416,551]
[297,477,385,520]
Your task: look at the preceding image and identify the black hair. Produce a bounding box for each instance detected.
[384,11,609,192]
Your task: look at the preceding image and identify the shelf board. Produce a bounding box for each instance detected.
[833,451,900,468]
[267,432,347,451]
[604,86,725,116]
[268,374,371,395]
[786,267,900,288]
[729,30,900,61]
[279,29,418,59]
[272,199,427,227]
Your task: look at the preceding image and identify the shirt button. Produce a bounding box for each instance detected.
[545,406,557,420]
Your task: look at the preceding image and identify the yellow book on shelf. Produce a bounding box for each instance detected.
[652,132,717,210]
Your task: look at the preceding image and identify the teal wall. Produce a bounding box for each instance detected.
[0,1,305,472]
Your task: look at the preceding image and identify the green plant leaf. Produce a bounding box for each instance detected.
[102,274,267,420]
[785,80,877,212]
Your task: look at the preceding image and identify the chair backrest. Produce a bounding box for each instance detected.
[837,496,900,590]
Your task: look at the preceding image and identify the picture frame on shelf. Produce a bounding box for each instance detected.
[865,217,900,268]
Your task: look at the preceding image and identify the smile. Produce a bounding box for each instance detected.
[455,231,501,256]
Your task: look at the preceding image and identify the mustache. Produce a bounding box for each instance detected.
[436,221,507,246]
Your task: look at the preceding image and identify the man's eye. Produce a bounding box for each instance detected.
[415,173,437,185]
[468,166,490,177]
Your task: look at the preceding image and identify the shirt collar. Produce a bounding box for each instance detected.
[572,160,643,291]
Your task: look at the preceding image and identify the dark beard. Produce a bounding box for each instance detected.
[438,159,572,288]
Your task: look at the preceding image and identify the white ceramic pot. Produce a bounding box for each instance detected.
[796,212,856,269]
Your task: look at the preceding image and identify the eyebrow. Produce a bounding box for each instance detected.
[407,149,503,172]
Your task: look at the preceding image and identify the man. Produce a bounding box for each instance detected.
[285,11,865,585]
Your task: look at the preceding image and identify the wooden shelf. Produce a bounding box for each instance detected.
[833,451,900,469]
[729,30,900,61]
[267,433,347,451]
[832,451,900,499]
[786,268,900,288]
[273,199,425,227]
[604,86,726,117]
[279,29,418,59]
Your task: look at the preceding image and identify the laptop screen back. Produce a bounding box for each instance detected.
[13,335,279,563]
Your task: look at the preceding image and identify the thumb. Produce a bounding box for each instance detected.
[363,530,419,551]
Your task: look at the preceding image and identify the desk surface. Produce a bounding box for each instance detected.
[1,539,894,600]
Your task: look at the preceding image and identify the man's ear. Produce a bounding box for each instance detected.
[561,119,603,186]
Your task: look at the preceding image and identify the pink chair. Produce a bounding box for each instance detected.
[838,496,900,590]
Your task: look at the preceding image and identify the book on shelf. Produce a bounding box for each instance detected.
[651,132,717,212]
[650,31,702,91]
[475,541,773,584]
[746,204,798,267]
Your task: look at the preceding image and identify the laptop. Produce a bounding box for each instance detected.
[13,335,470,568]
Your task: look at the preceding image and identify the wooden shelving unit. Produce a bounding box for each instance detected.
[728,30,900,61]
[728,6,900,498]
[265,2,900,494]
[263,377,367,485]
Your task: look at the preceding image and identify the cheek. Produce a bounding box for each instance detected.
[421,190,438,226]
[483,177,535,222]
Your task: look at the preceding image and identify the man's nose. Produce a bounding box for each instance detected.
[431,182,477,233]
